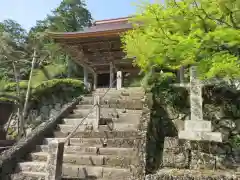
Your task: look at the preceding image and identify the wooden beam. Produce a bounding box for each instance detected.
[89,59,133,66]
[84,50,124,57]
[96,68,139,74]
[62,44,96,74]
[86,53,126,64]
[55,36,120,45]
[81,41,121,52]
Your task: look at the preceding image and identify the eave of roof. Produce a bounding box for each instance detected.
[47,28,131,39]
[47,17,133,40]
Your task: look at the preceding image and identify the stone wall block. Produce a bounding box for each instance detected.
[163,137,186,149]
[215,148,240,171]
[162,137,190,168]
[162,147,189,168]
[190,150,216,170]
[189,141,231,155]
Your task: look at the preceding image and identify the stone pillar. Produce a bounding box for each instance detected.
[83,67,88,88]
[109,62,114,87]
[116,71,122,90]
[190,66,203,121]
[45,140,64,180]
[93,95,100,131]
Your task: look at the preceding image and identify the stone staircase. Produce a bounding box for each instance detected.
[11,87,146,180]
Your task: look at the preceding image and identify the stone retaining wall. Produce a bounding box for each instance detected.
[6,91,80,139]
[135,92,152,180]
[162,137,239,171]
[145,168,238,180]
[146,137,239,180]
[0,97,81,180]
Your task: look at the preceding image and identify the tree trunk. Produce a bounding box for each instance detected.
[67,55,72,78]
[21,49,37,137]
[12,61,23,140]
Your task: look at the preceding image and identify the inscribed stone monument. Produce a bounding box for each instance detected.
[178,66,222,142]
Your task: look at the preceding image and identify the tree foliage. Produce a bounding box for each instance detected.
[122,0,240,79]
[0,0,92,138]
[0,0,92,83]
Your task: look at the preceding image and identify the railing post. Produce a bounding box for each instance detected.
[116,71,122,90]
[45,140,64,180]
[93,73,97,91]
[94,95,100,131]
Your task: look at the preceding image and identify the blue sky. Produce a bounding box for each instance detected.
[0,0,158,31]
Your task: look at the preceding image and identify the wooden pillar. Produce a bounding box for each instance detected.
[84,67,88,88]
[93,73,97,90]
[109,62,114,87]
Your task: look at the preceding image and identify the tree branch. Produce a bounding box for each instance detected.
[229,10,239,29]
[193,0,232,28]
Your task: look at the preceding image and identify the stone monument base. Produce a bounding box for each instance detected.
[178,120,222,142]
[178,131,222,142]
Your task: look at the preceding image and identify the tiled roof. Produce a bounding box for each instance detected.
[48,17,132,38]
[81,20,132,33]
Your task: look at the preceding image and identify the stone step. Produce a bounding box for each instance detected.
[146,168,239,180]
[76,104,95,109]
[99,124,138,132]
[16,162,46,173]
[63,116,140,127]
[66,113,141,124]
[72,108,142,119]
[11,172,121,180]
[53,130,140,139]
[63,165,132,179]
[63,118,97,125]
[71,110,96,118]
[43,138,136,148]
[93,88,144,93]
[91,94,144,100]
[28,152,134,168]
[35,145,136,156]
[94,87,144,94]
[58,124,138,133]
[11,171,45,180]
[17,162,132,179]
[80,98,143,110]
[57,124,95,132]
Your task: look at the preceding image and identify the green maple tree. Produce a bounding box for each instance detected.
[122,0,240,79]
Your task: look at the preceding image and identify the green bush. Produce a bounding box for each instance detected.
[0,78,84,103]
[3,81,28,91]
[31,78,84,101]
